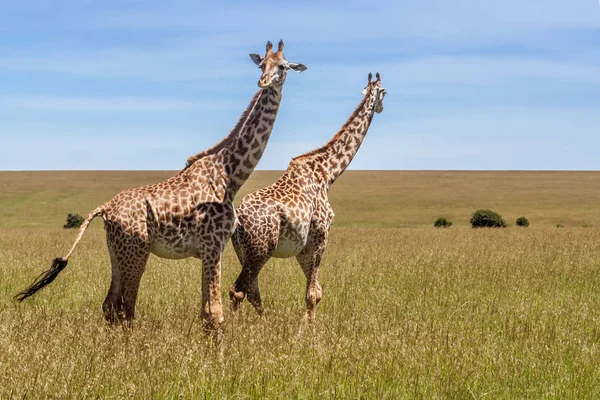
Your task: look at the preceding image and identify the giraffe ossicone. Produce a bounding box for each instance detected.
[230,73,386,320]
[15,40,306,331]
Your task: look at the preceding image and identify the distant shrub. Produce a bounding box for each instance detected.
[470,209,506,228]
[556,224,564,228]
[434,217,453,228]
[516,216,529,227]
[64,213,84,229]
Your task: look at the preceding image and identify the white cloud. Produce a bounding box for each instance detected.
[82,1,600,38]
[0,48,257,82]
[0,1,598,170]
[309,57,600,89]
[0,95,219,112]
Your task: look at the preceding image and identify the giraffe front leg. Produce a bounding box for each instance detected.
[296,232,329,323]
[303,272,323,323]
[200,252,224,330]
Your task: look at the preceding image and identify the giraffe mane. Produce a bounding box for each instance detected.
[184,90,263,170]
[291,85,372,163]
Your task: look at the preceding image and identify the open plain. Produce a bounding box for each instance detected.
[1,171,599,398]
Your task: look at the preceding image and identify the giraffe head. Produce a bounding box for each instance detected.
[361,73,387,113]
[250,40,307,88]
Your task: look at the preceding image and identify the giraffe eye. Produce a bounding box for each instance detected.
[278,64,285,70]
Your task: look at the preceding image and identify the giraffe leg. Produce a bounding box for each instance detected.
[199,252,225,331]
[246,276,264,315]
[230,218,277,315]
[230,257,269,315]
[120,259,149,327]
[102,225,151,326]
[102,262,123,324]
[298,258,322,323]
[296,233,328,323]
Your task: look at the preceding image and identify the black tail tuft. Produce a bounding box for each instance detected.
[15,257,69,302]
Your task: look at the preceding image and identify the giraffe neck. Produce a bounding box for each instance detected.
[221,86,282,197]
[182,86,282,200]
[294,89,377,187]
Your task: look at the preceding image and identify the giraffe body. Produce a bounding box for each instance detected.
[236,163,332,260]
[98,154,238,326]
[16,41,306,330]
[230,74,387,319]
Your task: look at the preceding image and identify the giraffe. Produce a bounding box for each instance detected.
[230,73,386,320]
[15,40,307,330]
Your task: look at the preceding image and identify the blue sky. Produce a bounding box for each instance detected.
[1,0,599,170]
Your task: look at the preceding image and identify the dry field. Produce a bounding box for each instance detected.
[1,171,599,398]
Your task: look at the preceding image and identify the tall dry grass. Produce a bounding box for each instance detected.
[1,171,599,398]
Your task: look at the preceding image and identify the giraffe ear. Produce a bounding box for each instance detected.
[286,61,307,72]
[361,87,368,95]
[249,54,263,66]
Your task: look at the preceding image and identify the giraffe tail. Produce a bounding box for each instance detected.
[14,206,106,302]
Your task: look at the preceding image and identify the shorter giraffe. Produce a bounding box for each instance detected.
[230,73,386,320]
[15,40,307,330]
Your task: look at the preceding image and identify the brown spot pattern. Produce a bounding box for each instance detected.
[230,77,386,320]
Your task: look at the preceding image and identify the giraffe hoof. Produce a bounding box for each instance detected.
[230,290,245,301]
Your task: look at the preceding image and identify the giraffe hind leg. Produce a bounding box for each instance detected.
[230,256,270,315]
[246,276,264,315]
[102,272,123,324]
[230,215,278,315]
[103,226,151,327]
[230,229,267,315]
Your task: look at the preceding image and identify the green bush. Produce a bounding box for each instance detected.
[470,209,506,228]
[434,217,453,228]
[64,213,84,229]
[516,216,529,227]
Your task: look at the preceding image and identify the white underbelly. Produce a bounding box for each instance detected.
[272,235,306,258]
[151,240,194,260]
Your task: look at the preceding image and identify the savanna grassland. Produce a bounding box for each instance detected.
[1,171,600,399]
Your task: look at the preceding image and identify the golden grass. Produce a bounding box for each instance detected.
[2,170,600,228]
[1,171,600,398]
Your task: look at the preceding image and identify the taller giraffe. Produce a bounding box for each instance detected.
[15,40,307,329]
[230,73,386,320]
